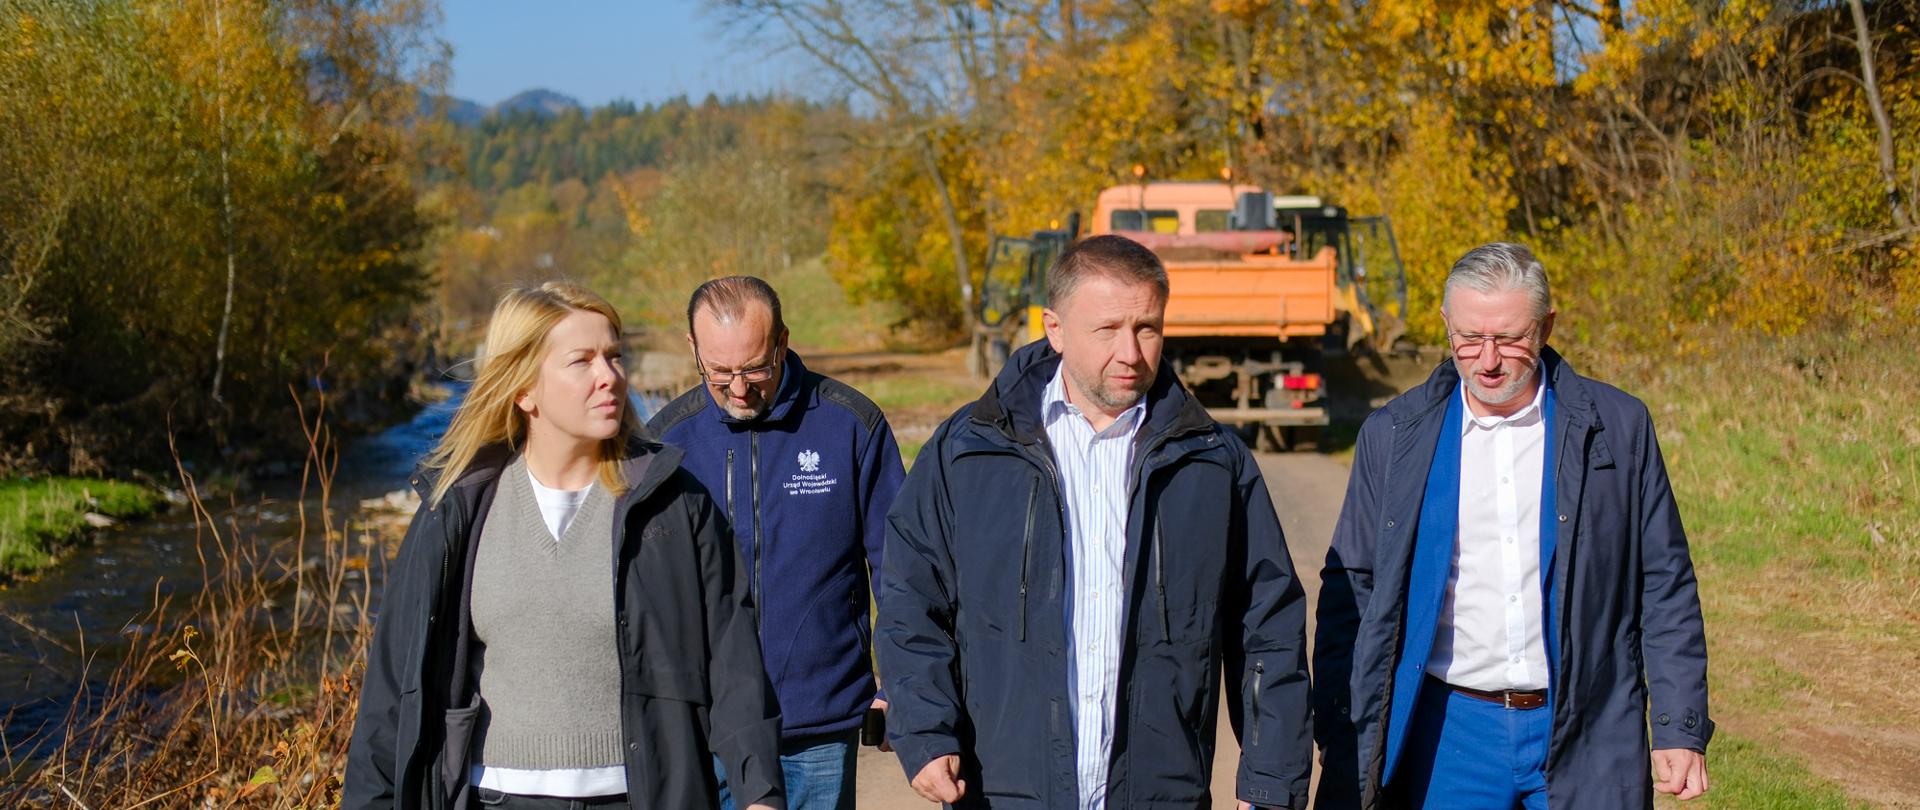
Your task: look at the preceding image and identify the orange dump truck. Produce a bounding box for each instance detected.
[977,182,1407,441]
[1093,182,1336,429]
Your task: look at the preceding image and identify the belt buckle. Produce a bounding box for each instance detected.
[1503,690,1516,710]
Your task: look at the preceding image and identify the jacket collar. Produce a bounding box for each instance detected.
[1389,346,1613,475]
[968,340,1214,450]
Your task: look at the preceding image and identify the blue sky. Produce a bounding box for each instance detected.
[442,0,801,107]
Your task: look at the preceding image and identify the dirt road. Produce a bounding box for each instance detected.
[853,451,1351,809]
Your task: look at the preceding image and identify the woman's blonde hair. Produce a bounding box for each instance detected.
[423,281,641,505]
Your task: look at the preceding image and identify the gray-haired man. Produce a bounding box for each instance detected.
[1314,242,1712,810]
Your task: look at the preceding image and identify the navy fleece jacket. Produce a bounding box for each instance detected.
[649,350,904,739]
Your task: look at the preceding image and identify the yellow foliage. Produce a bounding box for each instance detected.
[796,0,1918,350]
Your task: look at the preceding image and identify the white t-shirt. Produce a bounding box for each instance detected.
[528,469,593,541]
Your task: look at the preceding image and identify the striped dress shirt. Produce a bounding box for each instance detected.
[1042,368,1146,810]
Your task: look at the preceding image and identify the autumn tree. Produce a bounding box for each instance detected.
[0,0,442,474]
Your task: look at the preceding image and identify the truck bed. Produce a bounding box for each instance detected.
[1161,247,1337,338]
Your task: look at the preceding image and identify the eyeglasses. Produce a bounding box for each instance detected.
[695,348,780,387]
[1446,325,1539,358]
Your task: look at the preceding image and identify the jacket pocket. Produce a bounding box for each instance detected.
[627,664,711,705]
[439,696,483,809]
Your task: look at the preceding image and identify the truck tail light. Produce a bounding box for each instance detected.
[1280,373,1321,391]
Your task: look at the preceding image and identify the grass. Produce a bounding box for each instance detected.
[868,374,979,470]
[857,375,982,416]
[1655,734,1871,810]
[772,257,901,354]
[0,477,163,579]
[899,438,927,469]
[1593,329,1920,808]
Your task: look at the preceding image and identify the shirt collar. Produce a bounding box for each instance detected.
[1044,364,1146,438]
[1459,374,1547,435]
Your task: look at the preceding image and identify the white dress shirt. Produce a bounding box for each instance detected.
[1427,379,1552,691]
[1042,367,1145,810]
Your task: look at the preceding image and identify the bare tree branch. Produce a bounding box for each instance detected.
[1846,0,1910,230]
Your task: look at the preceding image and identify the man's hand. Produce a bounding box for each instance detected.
[1653,748,1710,800]
[746,805,777,810]
[871,697,892,752]
[911,754,967,804]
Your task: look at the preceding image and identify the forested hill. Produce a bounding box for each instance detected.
[421,94,850,335]
[426,88,583,127]
[434,94,791,192]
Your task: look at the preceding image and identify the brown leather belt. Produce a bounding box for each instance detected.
[1447,681,1548,710]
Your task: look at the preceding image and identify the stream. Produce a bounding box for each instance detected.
[0,384,662,755]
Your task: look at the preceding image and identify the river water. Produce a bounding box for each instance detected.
[0,385,662,754]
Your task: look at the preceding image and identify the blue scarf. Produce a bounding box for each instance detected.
[1382,383,1559,785]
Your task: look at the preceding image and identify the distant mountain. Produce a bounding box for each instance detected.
[418,89,583,126]
[442,96,488,126]
[494,89,583,118]
[415,91,487,125]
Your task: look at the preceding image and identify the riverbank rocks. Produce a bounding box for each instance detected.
[355,489,420,552]
[358,489,420,513]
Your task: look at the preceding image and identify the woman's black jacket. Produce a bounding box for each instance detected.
[342,440,786,809]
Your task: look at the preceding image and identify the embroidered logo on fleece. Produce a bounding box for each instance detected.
[786,449,836,495]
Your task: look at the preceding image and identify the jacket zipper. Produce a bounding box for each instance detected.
[1019,476,1037,641]
[1248,660,1265,747]
[1027,445,1067,598]
[1154,514,1170,643]
[1018,424,1196,646]
[750,432,763,627]
[610,494,637,790]
[725,449,735,523]
[429,500,462,805]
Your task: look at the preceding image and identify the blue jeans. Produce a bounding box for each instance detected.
[715,729,858,810]
[1394,677,1551,810]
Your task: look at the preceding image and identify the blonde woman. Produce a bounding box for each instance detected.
[344,282,783,810]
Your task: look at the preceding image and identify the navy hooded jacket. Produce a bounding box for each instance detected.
[650,350,904,740]
[877,340,1313,809]
[1312,349,1713,810]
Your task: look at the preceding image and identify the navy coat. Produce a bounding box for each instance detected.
[878,341,1313,809]
[1313,349,1713,810]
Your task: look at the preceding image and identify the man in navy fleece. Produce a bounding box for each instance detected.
[649,275,905,810]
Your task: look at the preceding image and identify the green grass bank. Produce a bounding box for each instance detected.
[0,477,164,580]
[1601,330,1917,808]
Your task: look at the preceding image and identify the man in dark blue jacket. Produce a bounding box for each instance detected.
[878,235,1313,809]
[1313,242,1712,810]
[650,275,905,810]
